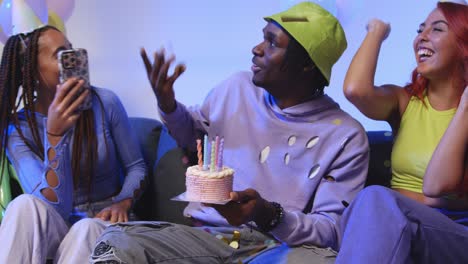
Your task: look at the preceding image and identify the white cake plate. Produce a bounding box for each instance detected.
[171,192,231,205]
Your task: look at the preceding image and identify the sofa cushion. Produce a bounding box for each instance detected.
[150,146,190,225]
[129,117,161,220]
[365,131,393,187]
[130,117,189,224]
[2,118,395,225]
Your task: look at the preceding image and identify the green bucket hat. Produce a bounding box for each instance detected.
[264,2,347,85]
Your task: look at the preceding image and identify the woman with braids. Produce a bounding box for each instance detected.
[336,1,468,263]
[0,26,147,263]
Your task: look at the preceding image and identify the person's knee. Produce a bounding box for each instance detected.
[90,222,177,263]
[5,194,42,216]
[355,185,394,205]
[1,194,52,235]
[8,193,36,206]
[90,231,127,263]
[69,218,106,238]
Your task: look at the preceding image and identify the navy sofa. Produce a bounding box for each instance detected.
[129,118,395,223]
[1,117,393,225]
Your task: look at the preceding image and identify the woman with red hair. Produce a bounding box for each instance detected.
[337,1,468,262]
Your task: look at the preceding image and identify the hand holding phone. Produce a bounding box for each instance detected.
[58,48,92,111]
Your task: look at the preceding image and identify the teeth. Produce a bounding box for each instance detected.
[418,49,434,57]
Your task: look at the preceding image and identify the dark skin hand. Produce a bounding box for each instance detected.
[209,189,277,228]
[140,48,186,114]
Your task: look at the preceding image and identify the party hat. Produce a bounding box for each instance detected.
[48,10,65,34]
[0,0,48,37]
[0,25,7,43]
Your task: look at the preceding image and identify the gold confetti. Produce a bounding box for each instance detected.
[332,119,342,125]
[233,230,241,240]
[229,240,239,249]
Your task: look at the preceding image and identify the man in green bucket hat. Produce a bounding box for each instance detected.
[91,2,368,263]
[264,2,347,86]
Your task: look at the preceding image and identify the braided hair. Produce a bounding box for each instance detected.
[0,26,102,206]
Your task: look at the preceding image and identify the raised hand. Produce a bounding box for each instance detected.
[366,18,391,42]
[46,78,89,137]
[95,198,132,223]
[140,48,186,113]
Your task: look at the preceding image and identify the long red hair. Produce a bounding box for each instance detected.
[404,2,468,100]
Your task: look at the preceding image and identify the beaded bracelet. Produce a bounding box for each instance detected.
[258,202,284,232]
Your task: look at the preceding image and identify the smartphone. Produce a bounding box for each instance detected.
[57,48,92,111]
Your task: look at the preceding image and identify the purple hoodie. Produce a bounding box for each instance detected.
[161,71,369,249]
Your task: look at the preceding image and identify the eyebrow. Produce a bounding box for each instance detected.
[419,20,449,27]
[264,31,277,40]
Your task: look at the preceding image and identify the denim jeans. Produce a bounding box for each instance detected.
[337,186,468,264]
[90,222,337,263]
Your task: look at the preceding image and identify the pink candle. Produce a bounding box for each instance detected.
[196,139,202,168]
[203,135,209,170]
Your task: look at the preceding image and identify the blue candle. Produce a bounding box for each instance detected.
[217,138,224,171]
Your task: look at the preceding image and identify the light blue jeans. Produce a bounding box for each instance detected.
[337,186,468,263]
[0,194,109,264]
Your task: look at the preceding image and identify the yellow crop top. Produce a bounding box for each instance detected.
[391,95,456,193]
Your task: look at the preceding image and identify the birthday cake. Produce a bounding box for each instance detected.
[185,136,234,202]
[185,165,234,202]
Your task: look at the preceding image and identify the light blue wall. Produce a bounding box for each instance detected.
[0,0,439,131]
